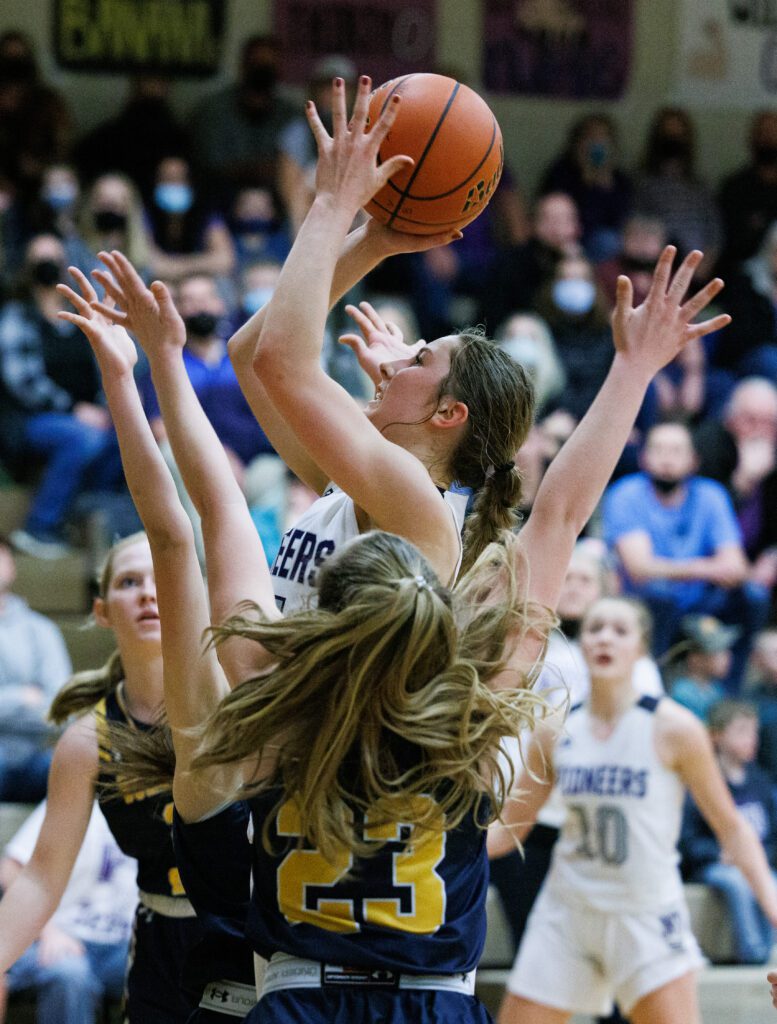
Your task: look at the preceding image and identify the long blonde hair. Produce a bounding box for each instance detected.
[49,532,147,724]
[193,530,552,861]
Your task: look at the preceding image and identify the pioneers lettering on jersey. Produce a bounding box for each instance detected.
[557,764,648,799]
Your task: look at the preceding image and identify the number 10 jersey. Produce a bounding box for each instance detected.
[548,695,685,912]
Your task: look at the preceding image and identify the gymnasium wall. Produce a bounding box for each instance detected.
[0,0,756,197]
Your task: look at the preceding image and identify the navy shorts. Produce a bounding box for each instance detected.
[246,988,493,1023]
[125,905,203,1023]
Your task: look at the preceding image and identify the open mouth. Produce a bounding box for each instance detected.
[138,612,160,623]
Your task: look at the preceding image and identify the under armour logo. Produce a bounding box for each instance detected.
[209,987,230,1003]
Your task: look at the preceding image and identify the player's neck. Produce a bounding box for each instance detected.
[120,653,165,724]
[588,681,638,725]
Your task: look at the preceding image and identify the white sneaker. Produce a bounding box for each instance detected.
[9,529,72,560]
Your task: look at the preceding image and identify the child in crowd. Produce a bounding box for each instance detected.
[748,628,777,783]
[671,614,739,720]
[680,699,777,964]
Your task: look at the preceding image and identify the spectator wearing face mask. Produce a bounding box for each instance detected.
[539,113,633,262]
[25,164,97,279]
[533,253,621,420]
[719,110,777,273]
[73,74,190,199]
[189,35,299,199]
[77,173,151,280]
[633,107,722,282]
[228,186,291,272]
[602,421,770,687]
[0,234,122,558]
[0,30,72,196]
[496,313,565,416]
[715,221,777,383]
[138,273,277,565]
[146,155,235,283]
[480,191,582,331]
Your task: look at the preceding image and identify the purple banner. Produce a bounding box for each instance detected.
[273,0,437,86]
[483,0,634,99]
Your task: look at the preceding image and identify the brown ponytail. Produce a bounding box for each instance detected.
[438,330,535,576]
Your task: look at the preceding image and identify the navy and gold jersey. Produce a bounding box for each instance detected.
[172,802,255,989]
[95,689,185,899]
[246,787,488,974]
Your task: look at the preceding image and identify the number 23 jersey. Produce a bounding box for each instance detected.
[246,789,488,974]
[548,695,685,912]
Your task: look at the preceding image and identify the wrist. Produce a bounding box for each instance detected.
[310,194,359,235]
[610,351,654,391]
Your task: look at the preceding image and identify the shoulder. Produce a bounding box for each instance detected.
[52,716,99,778]
[690,476,732,501]
[654,697,711,771]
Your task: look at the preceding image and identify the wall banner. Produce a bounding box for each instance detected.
[483,0,634,99]
[676,0,777,108]
[54,0,226,76]
[273,0,437,86]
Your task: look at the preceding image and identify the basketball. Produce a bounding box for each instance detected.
[364,73,503,235]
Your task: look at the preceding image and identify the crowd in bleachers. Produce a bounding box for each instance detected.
[4,20,777,1020]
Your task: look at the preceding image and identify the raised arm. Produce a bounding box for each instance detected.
[248,77,463,582]
[89,253,279,687]
[58,270,245,821]
[0,719,95,973]
[516,247,730,615]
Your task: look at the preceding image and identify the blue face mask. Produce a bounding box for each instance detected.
[588,141,610,168]
[154,182,194,215]
[43,183,77,211]
[552,278,596,316]
[242,287,274,315]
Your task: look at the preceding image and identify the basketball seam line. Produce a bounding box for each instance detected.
[382,117,499,202]
[386,81,461,229]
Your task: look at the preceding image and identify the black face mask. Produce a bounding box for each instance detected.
[649,473,686,495]
[94,210,127,234]
[655,137,690,163]
[623,255,657,274]
[184,312,219,338]
[244,64,277,94]
[30,259,61,287]
[755,144,777,168]
[0,55,36,86]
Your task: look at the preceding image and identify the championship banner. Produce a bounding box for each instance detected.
[53,0,226,75]
[483,0,634,99]
[675,0,777,108]
[273,0,436,85]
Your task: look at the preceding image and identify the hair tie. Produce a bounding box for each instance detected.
[485,460,515,480]
[414,575,430,591]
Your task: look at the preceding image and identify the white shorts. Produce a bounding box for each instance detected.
[506,886,705,1017]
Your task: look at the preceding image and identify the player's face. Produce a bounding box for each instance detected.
[365,335,460,434]
[580,600,644,684]
[94,538,161,649]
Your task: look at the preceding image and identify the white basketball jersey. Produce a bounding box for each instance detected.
[270,484,468,614]
[546,696,684,912]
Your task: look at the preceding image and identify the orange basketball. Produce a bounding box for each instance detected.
[364,73,503,235]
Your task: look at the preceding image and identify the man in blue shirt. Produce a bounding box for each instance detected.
[603,421,769,687]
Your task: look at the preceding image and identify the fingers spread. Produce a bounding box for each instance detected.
[680,277,724,321]
[91,300,128,323]
[349,75,372,133]
[67,265,98,304]
[645,245,676,302]
[667,249,703,303]
[91,269,125,306]
[56,283,91,317]
[686,313,731,341]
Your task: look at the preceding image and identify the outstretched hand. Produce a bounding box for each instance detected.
[57,267,137,379]
[89,250,186,358]
[339,301,424,385]
[307,75,412,219]
[362,216,463,258]
[611,246,731,376]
